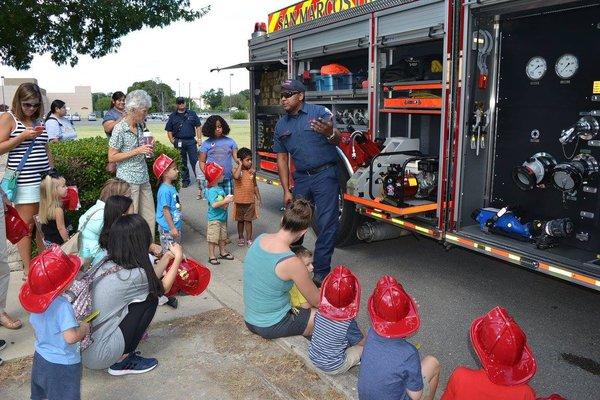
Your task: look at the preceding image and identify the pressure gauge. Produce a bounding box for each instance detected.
[555,54,579,79]
[525,56,547,81]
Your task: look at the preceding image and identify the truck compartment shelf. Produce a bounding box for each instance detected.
[380,108,442,115]
[305,89,368,100]
[344,193,437,216]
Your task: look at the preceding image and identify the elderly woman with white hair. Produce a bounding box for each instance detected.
[108,90,156,236]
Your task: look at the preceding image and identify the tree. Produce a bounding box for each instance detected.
[127,80,176,113]
[202,89,224,110]
[0,2,210,69]
[92,92,107,106]
[94,96,112,113]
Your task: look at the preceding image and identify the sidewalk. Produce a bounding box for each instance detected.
[0,186,354,399]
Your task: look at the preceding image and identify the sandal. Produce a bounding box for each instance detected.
[237,238,246,247]
[0,312,22,330]
[218,252,234,260]
[208,258,220,265]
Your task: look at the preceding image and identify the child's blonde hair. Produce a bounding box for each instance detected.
[39,173,66,224]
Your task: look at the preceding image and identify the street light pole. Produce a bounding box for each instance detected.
[229,73,233,113]
[188,81,191,109]
[177,78,180,97]
[1,76,5,111]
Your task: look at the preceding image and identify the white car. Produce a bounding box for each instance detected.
[88,113,97,121]
[199,112,211,119]
[70,113,81,121]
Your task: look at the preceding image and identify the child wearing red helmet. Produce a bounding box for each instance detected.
[440,306,537,400]
[153,154,182,253]
[358,275,441,400]
[308,265,365,375]
[19,245,90,400]
[204,162,234,265]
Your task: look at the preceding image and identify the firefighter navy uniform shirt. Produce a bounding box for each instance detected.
[273,102,337,172]
[165,110,201,140]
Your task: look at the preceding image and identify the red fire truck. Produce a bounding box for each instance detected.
[214,0,600,291]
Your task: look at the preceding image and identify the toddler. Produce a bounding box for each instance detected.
[289,246,314,309]
[233,147,261,246]
[39,170,71,247]
[153,154,182,253]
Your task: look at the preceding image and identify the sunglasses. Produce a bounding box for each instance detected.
[281,91,300,99]
[22,102,40,109]
[40,169,61,180]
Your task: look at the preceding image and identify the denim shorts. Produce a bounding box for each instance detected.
[31,351,82,400]
[245,308,311,339]
[159,226,182,253]
[13,184,40,204]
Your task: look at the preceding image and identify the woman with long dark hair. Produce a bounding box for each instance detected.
[82,214,182,375]
[44,99,77,142]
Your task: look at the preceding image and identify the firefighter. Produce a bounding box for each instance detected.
[273,79,341,285]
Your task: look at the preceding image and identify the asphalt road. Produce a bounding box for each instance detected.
[243,181,599,399]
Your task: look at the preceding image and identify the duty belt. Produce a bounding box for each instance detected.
[297,162,336,176]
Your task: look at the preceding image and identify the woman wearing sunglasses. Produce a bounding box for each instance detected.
[0,83,52,330]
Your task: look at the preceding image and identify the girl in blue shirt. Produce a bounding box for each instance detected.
[199,115,238,195]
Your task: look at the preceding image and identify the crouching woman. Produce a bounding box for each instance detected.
[82,214,166,375]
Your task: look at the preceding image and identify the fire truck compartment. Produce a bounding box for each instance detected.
[456,2,600,274]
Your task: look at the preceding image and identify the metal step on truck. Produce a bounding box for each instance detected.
[213,0,600,292]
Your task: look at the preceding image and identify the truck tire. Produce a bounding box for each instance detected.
[311,159,362,247]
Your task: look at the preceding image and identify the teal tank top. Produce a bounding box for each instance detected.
[243,234,296,327]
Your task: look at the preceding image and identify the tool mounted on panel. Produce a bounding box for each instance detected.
[470,101,489,156]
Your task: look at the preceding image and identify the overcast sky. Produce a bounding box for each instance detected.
[0,0,288,97]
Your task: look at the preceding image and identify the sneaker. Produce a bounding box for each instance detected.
[246,240,253,246]
[108,351,158,376]
[166,296,178,309]
[158,295,169,306]
[0,339,6,351]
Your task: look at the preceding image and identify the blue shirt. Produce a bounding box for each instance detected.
[205,186,228,221]
[29,296,81,365]
[199,136,238,179]
[309,313,364,372]
[357,328,424,400]
[165,110,201,139]
[156,183,182,231]
[243,234,296,327]
[103,107,123,123]
[273,102,337,172]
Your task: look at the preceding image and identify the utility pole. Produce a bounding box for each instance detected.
[229,73,234,113]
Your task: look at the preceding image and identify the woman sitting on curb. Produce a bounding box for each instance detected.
[82,214,182,375]
[243,199,320,339]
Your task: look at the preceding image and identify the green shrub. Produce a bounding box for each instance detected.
[50,137,181,223]
[231,110,248,120]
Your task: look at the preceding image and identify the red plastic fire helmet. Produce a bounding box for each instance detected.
[152,154,175,180]
[470,306,537,386]
[19,245,82,313]
[165,257,211,297]
[319,265,360,321]
[61,186,80,211]
[5,203,30,244]
[205,162,224,186]
[368,275,420,338]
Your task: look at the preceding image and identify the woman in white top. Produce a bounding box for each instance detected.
[0,82,52,292]
[44,99,77,142]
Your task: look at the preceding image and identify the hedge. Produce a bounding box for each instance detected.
[51,137,182,224]
[231,110,248,120]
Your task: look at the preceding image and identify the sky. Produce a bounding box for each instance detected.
[0,0,289,97]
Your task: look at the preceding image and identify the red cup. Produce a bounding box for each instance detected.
[5,204,30,244]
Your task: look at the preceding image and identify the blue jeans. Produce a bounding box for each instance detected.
[293,165,340,277]
[31,352,82,400]
[175,138,198,185]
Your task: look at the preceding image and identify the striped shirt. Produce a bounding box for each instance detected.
[309,312,352,372]
[6,112,50,186]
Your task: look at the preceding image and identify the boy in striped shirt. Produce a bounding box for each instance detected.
[308,266,365,375]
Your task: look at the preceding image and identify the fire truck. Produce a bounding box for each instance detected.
[214,0,600,291]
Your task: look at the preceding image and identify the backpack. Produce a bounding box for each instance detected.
[62,256,122,350]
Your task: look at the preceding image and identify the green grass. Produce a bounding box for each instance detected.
[76,122,251,148]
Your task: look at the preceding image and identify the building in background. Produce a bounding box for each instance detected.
[0,78,92,117]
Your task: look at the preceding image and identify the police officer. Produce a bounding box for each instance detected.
[165,97,202,187]
[273,79,341,284]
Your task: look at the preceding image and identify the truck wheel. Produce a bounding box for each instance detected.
[311,159,362,247]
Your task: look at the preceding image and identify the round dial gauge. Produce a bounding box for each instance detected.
[555,54,579,79]
[526,56,547,80]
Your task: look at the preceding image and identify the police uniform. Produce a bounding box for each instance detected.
[165,109,201,186]
[273,101,339,279]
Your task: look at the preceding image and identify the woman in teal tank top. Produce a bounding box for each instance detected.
[243,200,320,339]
